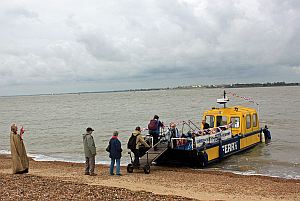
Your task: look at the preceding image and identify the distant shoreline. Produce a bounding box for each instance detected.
[1,82,299,98]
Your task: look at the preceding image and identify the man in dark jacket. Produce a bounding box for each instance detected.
[106,131,122,176]
[202,120,210,129]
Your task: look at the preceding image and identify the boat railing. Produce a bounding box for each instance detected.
[181,120,201,134]
[194,130,232,148]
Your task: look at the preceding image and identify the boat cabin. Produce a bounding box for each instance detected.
[202,106,260,136]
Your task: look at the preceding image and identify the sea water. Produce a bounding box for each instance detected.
[0,86,299,179]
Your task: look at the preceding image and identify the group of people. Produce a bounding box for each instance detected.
[9,116,230,176]
[185,120,231,137]
[9,115,165,176]
[78,115,165,175]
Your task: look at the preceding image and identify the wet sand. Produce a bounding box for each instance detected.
[0,155,299,201]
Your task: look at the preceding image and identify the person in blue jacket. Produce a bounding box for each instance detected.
[106,131,122,176]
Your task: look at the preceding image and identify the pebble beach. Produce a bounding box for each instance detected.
[0,155,299,201]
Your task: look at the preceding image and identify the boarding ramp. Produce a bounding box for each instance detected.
[139,140,169,166]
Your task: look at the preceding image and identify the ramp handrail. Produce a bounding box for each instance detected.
[144,135,154,147]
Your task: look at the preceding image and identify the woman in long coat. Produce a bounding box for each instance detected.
[10,124,29,174]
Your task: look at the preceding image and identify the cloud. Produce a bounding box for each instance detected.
[5,7,39,20]
[0,0,299,95]
[292,66,300,74]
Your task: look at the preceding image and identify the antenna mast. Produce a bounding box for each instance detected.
[217,90,229,108]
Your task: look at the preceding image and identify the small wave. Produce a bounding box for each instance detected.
[0,150,10,155]
[28,153,67,162]
[219,169,300,180]
[0,150,127,165]
[197,167,300,180]
[29,154,128,165]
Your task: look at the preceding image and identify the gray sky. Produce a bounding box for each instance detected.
[1,0,300,96]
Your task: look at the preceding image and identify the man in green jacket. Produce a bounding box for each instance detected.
[83,127,97,176]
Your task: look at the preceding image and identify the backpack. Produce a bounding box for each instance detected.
[148,119,158,130]
[127,133,138,150]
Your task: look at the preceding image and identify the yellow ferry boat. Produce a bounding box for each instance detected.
[153,91,271,167]
[127,91,271,174]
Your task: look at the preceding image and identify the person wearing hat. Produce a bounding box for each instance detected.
[83,127,97,176]
[106,131,122,176]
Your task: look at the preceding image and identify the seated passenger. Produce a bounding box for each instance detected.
[219,126,227,131]
[208,127,221,134]
[193,130,203,136]
[174,133,187,146]
[203,128,211,135]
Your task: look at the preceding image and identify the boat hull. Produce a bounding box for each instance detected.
[155,129,263,167]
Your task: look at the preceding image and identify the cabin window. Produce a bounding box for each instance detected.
[246,114,251,129]
[253,114,257,127]
[216,116,228,127]
[230,117,240,128]
[205,115,214,128]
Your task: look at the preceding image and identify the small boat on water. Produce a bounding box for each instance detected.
[155,90,271,167]
[127,91,271,173]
